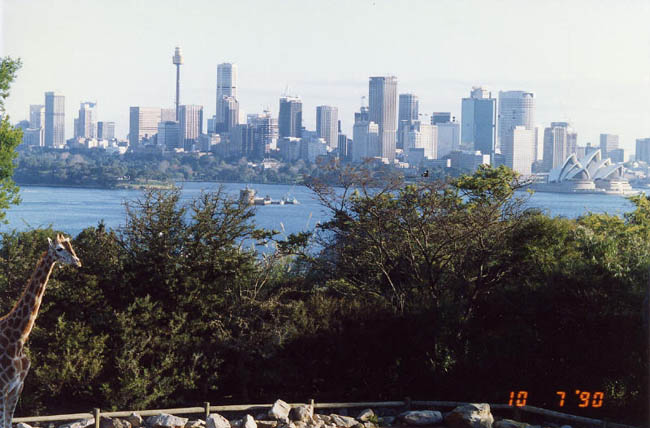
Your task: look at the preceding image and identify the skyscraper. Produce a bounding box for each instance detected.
[369,76,398,161]
[44,92,65,148]
[316,106,338,150]
[75,102,97,138]
[249,111,278,159]
[397,93,418,149]
[216,63,237,131]
[97,121,115,140]
[219,96,239,133]
[503,125,535,175]
[599,133,619,157]
[636,138,650,163]
[158,121,181,150]
[352,120,379,162]
[461,87,496,155]
[129,107,162,147]
[437,118,460,158]
[497,91,535,152]
[178,105,204,151]
[405,121,437,160]
[542,122,577,171]
[431,112,451,125]
[279,96,302,138]
[29,105,45,128]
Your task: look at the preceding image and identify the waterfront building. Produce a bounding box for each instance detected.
[444,150,491,172]
[431,112,451,125]
[497,90,535,152]
[437,119,460,159]
[461,87,496,156]
[636,138,650,163]
[23,127,44,147]
[279,96,302,138]
[369,76,398,162]
[97,121,115,140]
[316,106,338,150]
[75,102,97,139]
[157,121,181,150]
[44,91,65,148]
[128,107,162,147]
[178,105,204,151]
[397,93,419,149]
[278,137,302,162]
[29,105,45,128]
[352,120,379,162]
[542,122,577,171]
[502,125,535,175]
[599,133,619,157]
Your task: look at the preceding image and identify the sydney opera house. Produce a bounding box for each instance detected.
[533,149,638,195]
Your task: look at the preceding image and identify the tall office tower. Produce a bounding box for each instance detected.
[216,63,238,129]
[75,102,97,138]
[279,96,302,138]
[431,112,451,125]
[497,90,535,152]
[97,121,115,140]
[369,76,398,161]
[355,106,370,123]
[29,105,45,128]
[316,106,339,149]
[178,105,203,150]
[129,107,162,147]
[542,122,577,171]
[172,47,184,121]
[352,120,379,162]
[397,93,419,149]
[338,133,351,160]
[207,115,217,134]
[437,118,460,158]
[44,92,65,148]
[406,121,437,160]
[636,138,650,163]
[599,133,619,157]
[503,125,535,175]
[249,111,279,158]
[461,87,496,155]
[219,96,239,133]
[158,121,181,150]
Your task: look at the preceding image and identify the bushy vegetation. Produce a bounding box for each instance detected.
[0,164,646,424]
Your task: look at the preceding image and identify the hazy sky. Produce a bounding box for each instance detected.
[2,0,650,154]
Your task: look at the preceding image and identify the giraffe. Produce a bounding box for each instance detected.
[0,234,81,428]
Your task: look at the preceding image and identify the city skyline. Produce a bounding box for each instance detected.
[2,0,650,155]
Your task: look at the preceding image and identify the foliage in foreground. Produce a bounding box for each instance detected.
[0,165,645,424]
[0,57,22,222]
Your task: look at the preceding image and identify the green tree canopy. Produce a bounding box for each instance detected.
[0,57,22,222]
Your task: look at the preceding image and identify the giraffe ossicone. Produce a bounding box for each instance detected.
[0,234,81,428]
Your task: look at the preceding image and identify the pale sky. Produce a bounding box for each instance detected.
[2,0,650,155]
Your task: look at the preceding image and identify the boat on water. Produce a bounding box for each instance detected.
[239,186,297,206]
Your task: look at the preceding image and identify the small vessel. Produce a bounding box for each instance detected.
[240,186,295,206]
[282,194,299,204]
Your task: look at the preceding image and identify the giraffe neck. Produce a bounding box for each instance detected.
[1,251,56,345]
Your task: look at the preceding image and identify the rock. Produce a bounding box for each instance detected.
[269,400,292,422]
[378,417,395,426]
[229,421,242,428]
[328,415,357,428]
[400,411,443,426]
[206,415,230,428]
[101,418,132,428]
[147,415,189,428]
[17,424,33,428]
[445,404,494,428]
[242,416,256,428]
[292,423,306,428]
[59,419,95,428]
[362,423,377,428]
[254,423,277,428]
[356,410,374,423]
[313,416,331,425]
[185,421,205,428]
[290,405,314,423]
[127,415,144,428]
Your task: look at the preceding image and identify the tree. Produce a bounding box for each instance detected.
[0,57,22,223]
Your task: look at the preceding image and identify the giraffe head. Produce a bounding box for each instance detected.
[47,234,82,267]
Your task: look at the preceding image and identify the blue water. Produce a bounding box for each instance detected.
[0,182,639,238]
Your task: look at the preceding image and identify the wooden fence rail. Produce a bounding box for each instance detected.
[12,400,641,428]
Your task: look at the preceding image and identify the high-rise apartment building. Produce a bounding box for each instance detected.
[316,106,338,150]
[29,105,45,128]
[279,96,302,138]
[97,121,115,140]
[461,87,496,156]
[542,122,577,171]
[44,92,65,148]
[249,111,279,159]
[369,76,398,161]
[503,125,535,175]
[216,63,238,130]
[178,105,203,151]
[397,94,418,149]
[636,138,650,163]
[497,91,535,152]
[599,134,619,157]
[75,102,97,139]
[129,107,162,147]
[23,127,44,147]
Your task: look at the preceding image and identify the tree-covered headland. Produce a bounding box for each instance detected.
[0,164,645,424]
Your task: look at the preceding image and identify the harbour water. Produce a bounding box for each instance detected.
[0,182,640,238]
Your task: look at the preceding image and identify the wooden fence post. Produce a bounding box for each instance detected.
[93,408,101,428]
[204,402,210,421]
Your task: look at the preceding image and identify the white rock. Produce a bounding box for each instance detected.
[445,404,494,428]
[401,411,443,426]
[242,416,256,428]
[356,410,374,423]
[269,400,292,422]
[328,415,357,428]
[147,415,189,428]
[206,414,231,428]
[59,419,95,428]
[185,421,205,428]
